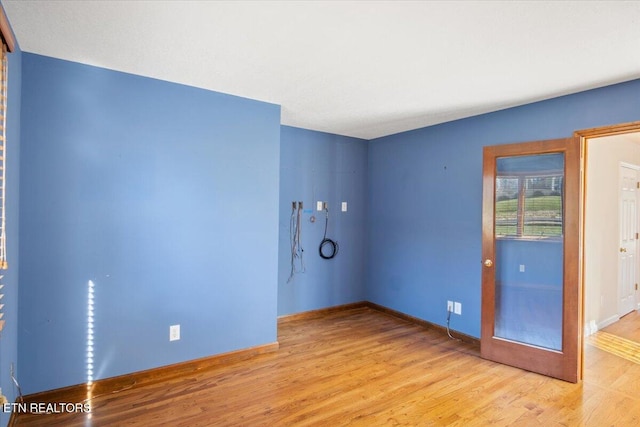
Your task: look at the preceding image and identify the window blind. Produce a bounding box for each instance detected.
[0,45,6,331]
[0,3,14,332]
[0,44,7,270]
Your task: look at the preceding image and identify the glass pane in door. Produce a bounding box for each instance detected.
[494,153,564,350]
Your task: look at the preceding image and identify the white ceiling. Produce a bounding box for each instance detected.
[3,1,640,140]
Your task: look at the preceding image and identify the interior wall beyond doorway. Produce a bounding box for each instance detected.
[584,133,640,333]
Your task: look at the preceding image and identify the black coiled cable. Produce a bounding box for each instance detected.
[319,207,338,259]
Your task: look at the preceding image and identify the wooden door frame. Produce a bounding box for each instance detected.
[575,120,640,380]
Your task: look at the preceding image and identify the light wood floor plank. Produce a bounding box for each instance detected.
[12,306,640,426]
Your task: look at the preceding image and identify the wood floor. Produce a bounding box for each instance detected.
[13,307,640,426]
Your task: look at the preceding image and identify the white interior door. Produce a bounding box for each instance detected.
[619,164,638,316]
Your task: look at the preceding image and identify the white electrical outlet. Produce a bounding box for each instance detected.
[316,201,323,211]
[454,302,462,315]
[341,202,348,212]
[519,264,525,272]
[447,300,454,312]
[169,324,180,341]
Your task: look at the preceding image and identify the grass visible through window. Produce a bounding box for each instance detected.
[495,177,563,238]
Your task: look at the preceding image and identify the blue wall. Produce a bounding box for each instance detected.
[9,47,640,398]
[278,126,367,315]
[367,79,640,338]
[0,45,21,427]
[18,54,281,394]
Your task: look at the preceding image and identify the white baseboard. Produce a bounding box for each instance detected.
[597,315,620,331]
[584,320,598,337]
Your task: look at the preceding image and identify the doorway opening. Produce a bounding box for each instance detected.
[577,122,640,379]
[580,127,640,335]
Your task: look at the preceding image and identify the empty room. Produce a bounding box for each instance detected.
[0,1,639,426]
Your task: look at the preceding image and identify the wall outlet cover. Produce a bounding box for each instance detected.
[170,324,180,341]
[454,302,462,315]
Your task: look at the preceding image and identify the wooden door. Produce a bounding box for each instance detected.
[481,137,581,383]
